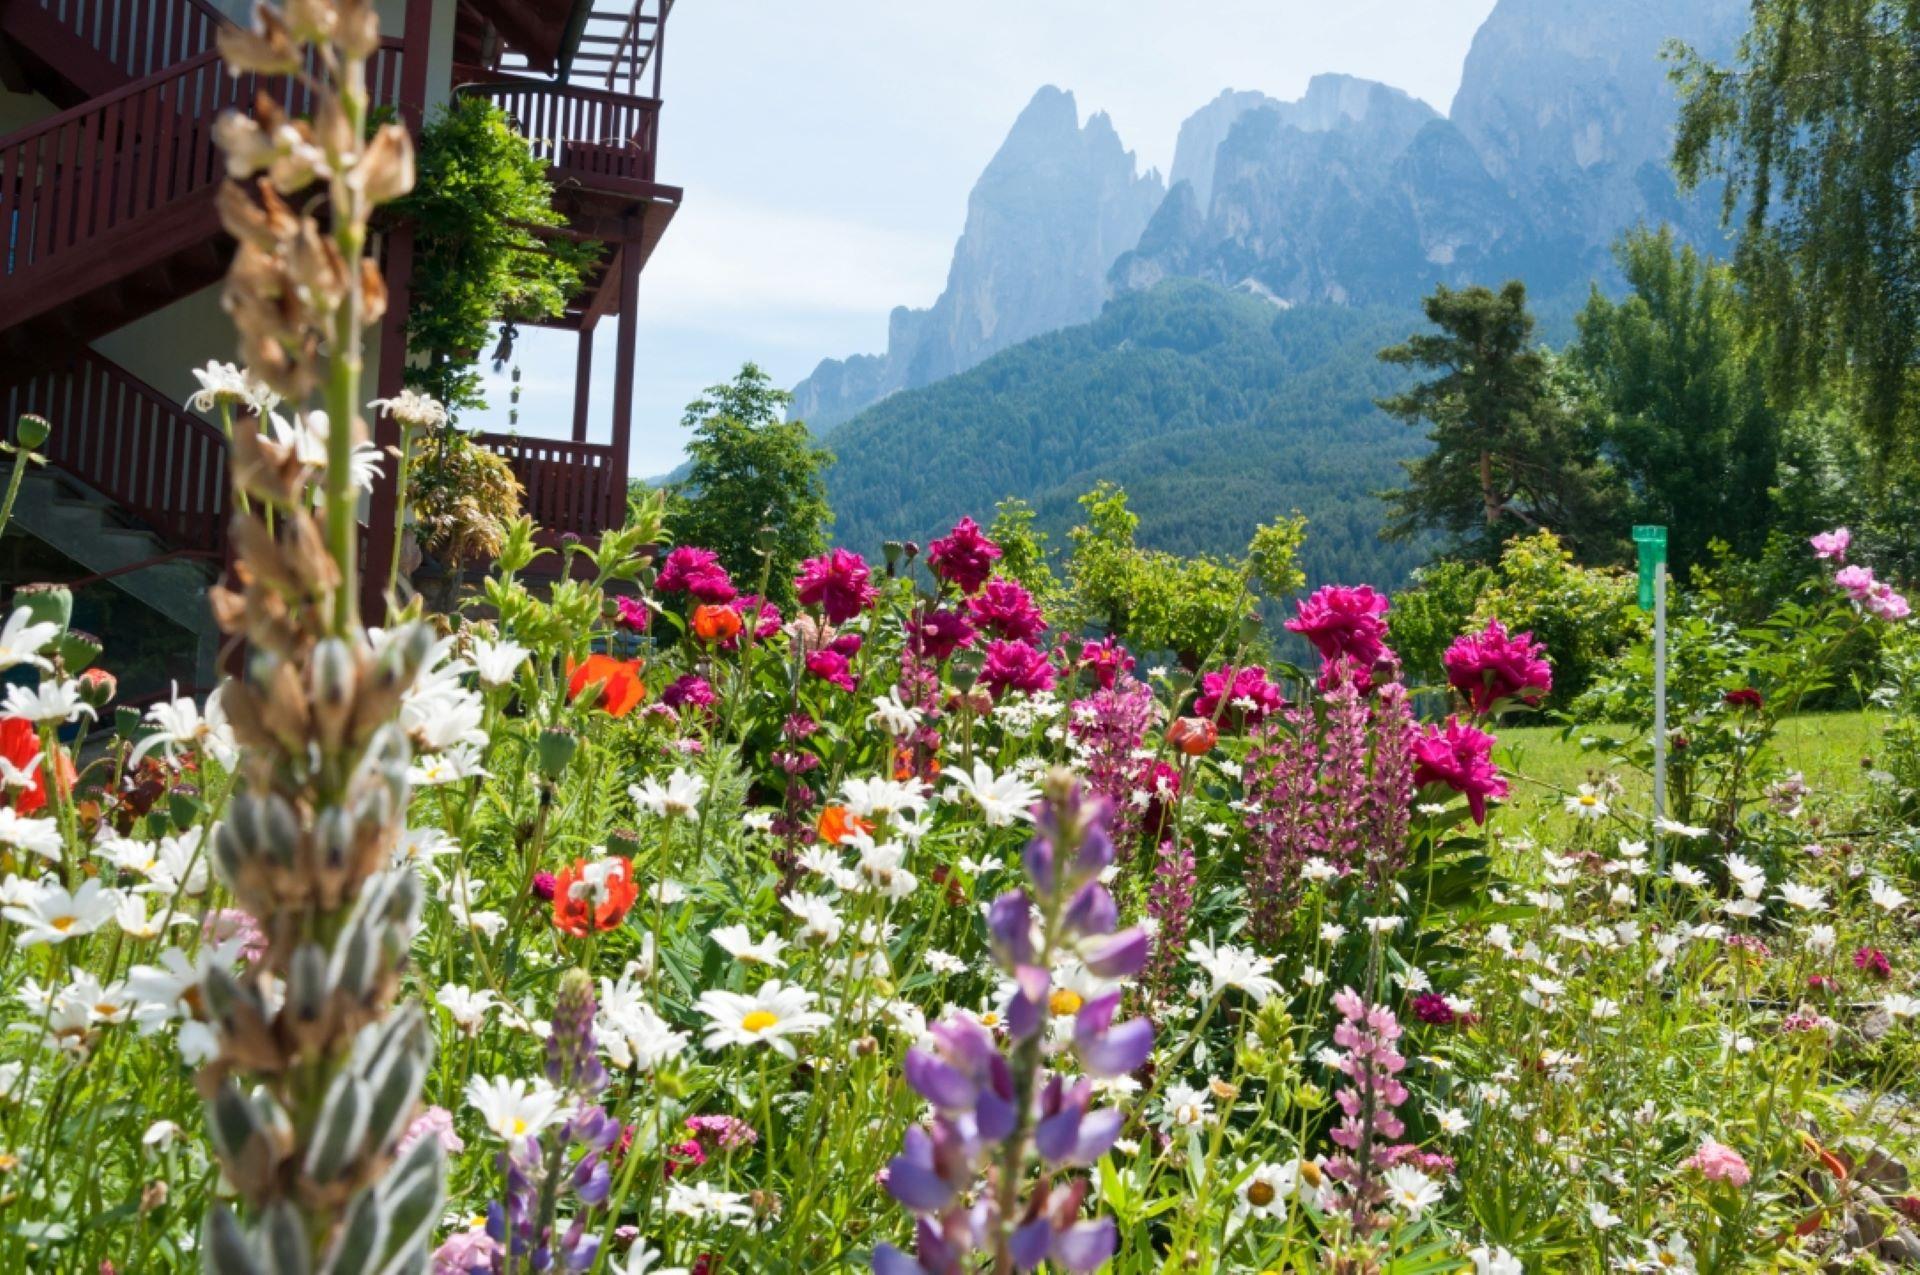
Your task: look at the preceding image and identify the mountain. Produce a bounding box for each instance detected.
[822,279,1432,591]
[1116,0,1745,314]
[789,86,1165,431]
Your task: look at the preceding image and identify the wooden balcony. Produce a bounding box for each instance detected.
[474,433,621,543]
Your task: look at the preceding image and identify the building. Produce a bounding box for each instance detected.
[0,0,681,696]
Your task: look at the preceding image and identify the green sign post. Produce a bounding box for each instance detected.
[1633,525,1670,851]
[1633,524,1667,612]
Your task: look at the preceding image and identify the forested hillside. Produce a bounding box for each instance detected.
[821,280,1430,589]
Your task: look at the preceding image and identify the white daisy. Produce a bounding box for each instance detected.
[696,981,830,1059]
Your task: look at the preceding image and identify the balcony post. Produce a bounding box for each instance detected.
[360,0,435,622]
[572,326,593,442]
[609,234,640,527]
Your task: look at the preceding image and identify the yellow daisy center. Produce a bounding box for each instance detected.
[1578,794,1598,806]
[1048,989,1083,1017]
[50,916,74,932]
[1246,1180,1276,1207]
[510,1117,529,1136]
[741,1010,779,1034]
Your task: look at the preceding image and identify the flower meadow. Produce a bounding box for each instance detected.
[3,3,1917,1268]
[0,491,1916,1273]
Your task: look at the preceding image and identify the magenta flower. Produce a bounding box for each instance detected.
[1810,527,1851,561]
[1076,635,1134,690]
[926,516,1002,594]
[1835,564,1912,621]
[796,548,879,624]
[966,577,1046,642]
[1443,619,1552,714]
[805,649,857,692]
[1681,1137,1751,1187]
[1410,992,1455,1026]
[613,594,651,633]
[1286,584,1391,669]
[1193,664,1285,728]
[909,605,976,662]
[980,639,1056,698]
[1410,716,1508,824]
[721,595,783,650]
[1836,563,1879,600]
[661,673,716,712]
[655,545,737,604]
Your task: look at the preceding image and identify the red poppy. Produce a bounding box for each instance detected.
[0,716,69,815]
[551,856,638,936]
[566,654,646,716]
[1724,687,1764,711]
[692,604,744,644]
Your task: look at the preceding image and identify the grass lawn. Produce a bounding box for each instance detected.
[1487,709,1886,840]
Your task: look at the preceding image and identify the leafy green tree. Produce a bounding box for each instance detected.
[1570,228,1783,573]
[396,98,596,412]
[1672,0,1920,472]
[1063,482,1304,668]
[1377,282,1620,562]
[986,497,1059,601]
[671,364,833,604]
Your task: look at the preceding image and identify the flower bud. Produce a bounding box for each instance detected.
[537,727,579,779]
[14,414,49,450]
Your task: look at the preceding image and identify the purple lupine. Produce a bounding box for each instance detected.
[488,970,621,1272]
[1325,987,1413,1232]
[1145,838,1195,998]
[1363,682,1416,891]
[875,776,1151,1274]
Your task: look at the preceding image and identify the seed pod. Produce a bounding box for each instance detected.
[362,1042,423,1157]
[202,1204,267,1275]
[304,1073,368,1185]
[319,1184,388,1275]
[206,1083,277,1195]
[260,1201,312,1275]
[310,638,356,751]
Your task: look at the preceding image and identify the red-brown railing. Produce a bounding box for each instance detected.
[476,433,619,539]
[0,39,405,287]
[26,0,231,83]
[0,347,230,552]
[457,78,659,183]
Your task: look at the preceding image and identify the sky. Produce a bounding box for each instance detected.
[462,0,1502,477]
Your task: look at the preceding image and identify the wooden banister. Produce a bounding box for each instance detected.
[455,77,660,183]
[0,347,232,552]
[474,432,620,538]
[0,41,406,287]
[25,0,233,83]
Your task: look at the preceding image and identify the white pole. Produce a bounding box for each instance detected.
[1652,560,1668,836]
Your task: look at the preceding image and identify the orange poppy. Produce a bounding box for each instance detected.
[0,716,70,814]
[1166,716,1219,756]
[552,855,639,936]
[691,604,744,644]
[566,654,646,716]
[815,804,873,845]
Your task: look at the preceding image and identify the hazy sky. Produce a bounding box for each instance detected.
[464,0,1502,475]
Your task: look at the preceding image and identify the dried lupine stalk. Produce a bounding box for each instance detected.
[198,0,441,1269]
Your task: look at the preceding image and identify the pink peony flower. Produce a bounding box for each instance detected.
[721,595,783,650]
[1835,563,1879,600]
[1193,664,1285,728]
[1681,1137,1751,1187]
[925,516,1002,594]
[1866,583,1912,622]
[656,546,737,604]
[1410,716,1508,824]
[965,577,1046,642]
[613,594,651,633]
[910,606,976,661]
[979,638,1055,698]
[796,549,879,624]
[1286,584,1391,670]
[804,649,857,692]
[1810,528,1851,561]
[661,674,716,713]
[1443,619,1552,714]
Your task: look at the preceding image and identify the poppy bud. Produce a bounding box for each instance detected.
[15,414,49,450]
